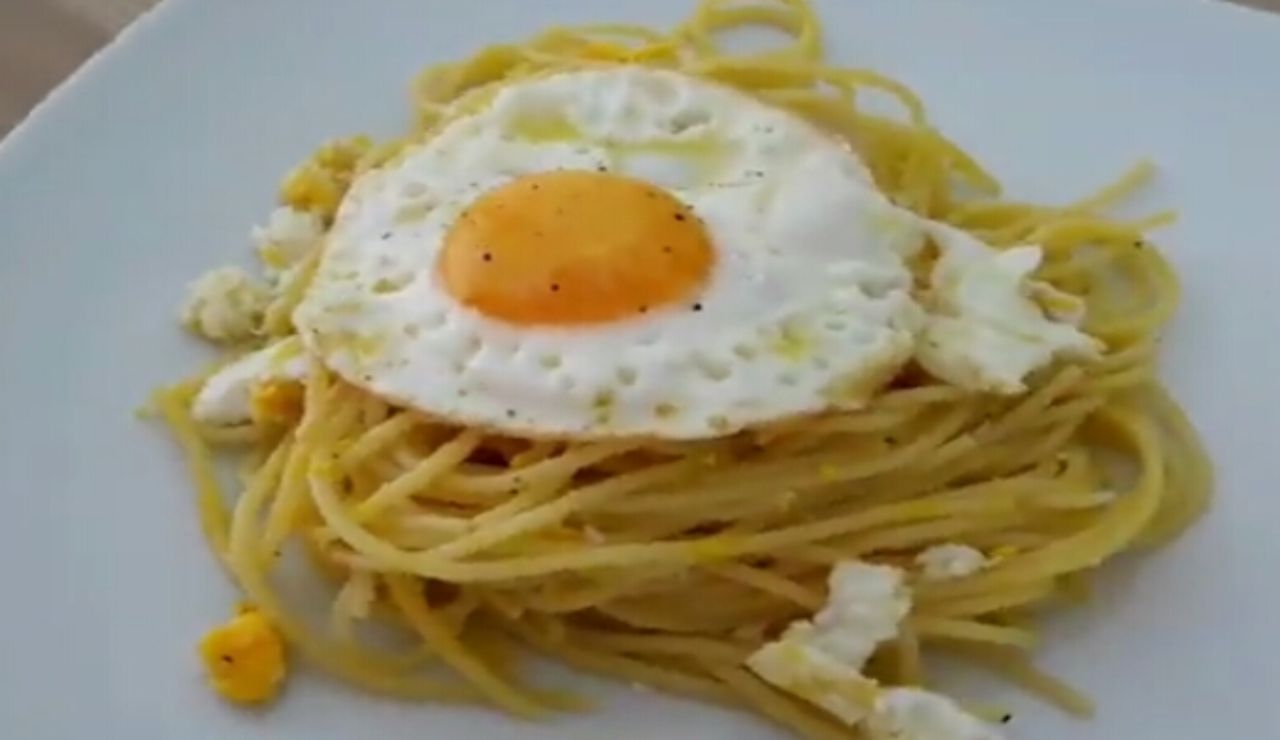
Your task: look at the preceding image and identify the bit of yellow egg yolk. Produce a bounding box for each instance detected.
[438,170,714,325]
[249,380,304,426]
[198,607,287,705]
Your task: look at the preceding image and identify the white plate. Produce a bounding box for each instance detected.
[2,0,1279,737]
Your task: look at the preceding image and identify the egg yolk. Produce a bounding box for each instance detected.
[438,170,714,325]
[249,380,304,426]
[198,607,287,705]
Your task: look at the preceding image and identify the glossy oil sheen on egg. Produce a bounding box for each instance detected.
[293,67,926,439]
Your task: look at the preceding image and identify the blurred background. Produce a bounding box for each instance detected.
[1,0,156,133]
[1,0,1278,136]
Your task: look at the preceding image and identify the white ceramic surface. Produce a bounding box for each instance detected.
[2,1,1279,737]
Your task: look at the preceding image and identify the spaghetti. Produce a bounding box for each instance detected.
[153,0,1212,737]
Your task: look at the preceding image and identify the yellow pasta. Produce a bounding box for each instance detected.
[153,1,1212,737]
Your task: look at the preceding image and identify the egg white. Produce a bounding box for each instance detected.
[292,67,925,439]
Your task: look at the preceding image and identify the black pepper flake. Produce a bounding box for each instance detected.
[220,655,235,664]
[1000,714,1013,725]
[674,213,687,221]
[361,374,373,382]
[596,164,608,172]
[885,436,898,445]
[638,305,649,314]
[1133,240,1145,249]
[482,252,493,262]
[505,409,517,418]
[692,303,703,312]
[381,231,392,240]
[662,245,673,254]
[550,283,561,292]
[531,183,541,191]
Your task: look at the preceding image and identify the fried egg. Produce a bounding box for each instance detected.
[293,67,925,439]
[284,67,1098,439]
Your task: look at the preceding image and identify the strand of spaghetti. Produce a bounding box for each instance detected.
[1098,339,1158,371]
[594,495,797,542]
[466,477,573,529]
[711,665,853,740]
[153,386,231,557]
[436,590,484,636]
[509,440,560,468]
[312,454,702,578]
[313,476,1042,583]
[697,61,926,125]
[222,432,487,702]
[337,412,420,468]
[384,574,549,717]
[553,23,672,44]
[329,569,375,641]
[569,628,751,665]
[501,614,737,705]
[440,440,636,495]
[226,437,294,557]
[946,645,1095,717]
[970,410,1098,478]
[922,405,1165,601]
[1087,363,1154,393]
[1089,254,1181,344]
[876,384,971,408]
[834,512,1027,558]
[357,392,389,426]
[1028,218,1151,253]
[1128,210,1178,232]
[946,200,1051,229]
[418,458,703,561]
[619,403,973,506]
[892,624,924,686]
[815,466,1046,518]
[507,566,682,614]
[1068,160,1155,214]
[261,386,360,558]
[909,617,1037,649]
[1157,387,1213,521]
[385,510,474,537]
[597,593,800,635]
[709,563,826,611]
[354,429,482,520]
[976,366,1084,442]
[923,579,1057,620]
[678,0,821,64]
[754,406,924,444]
[235,441,272,487]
